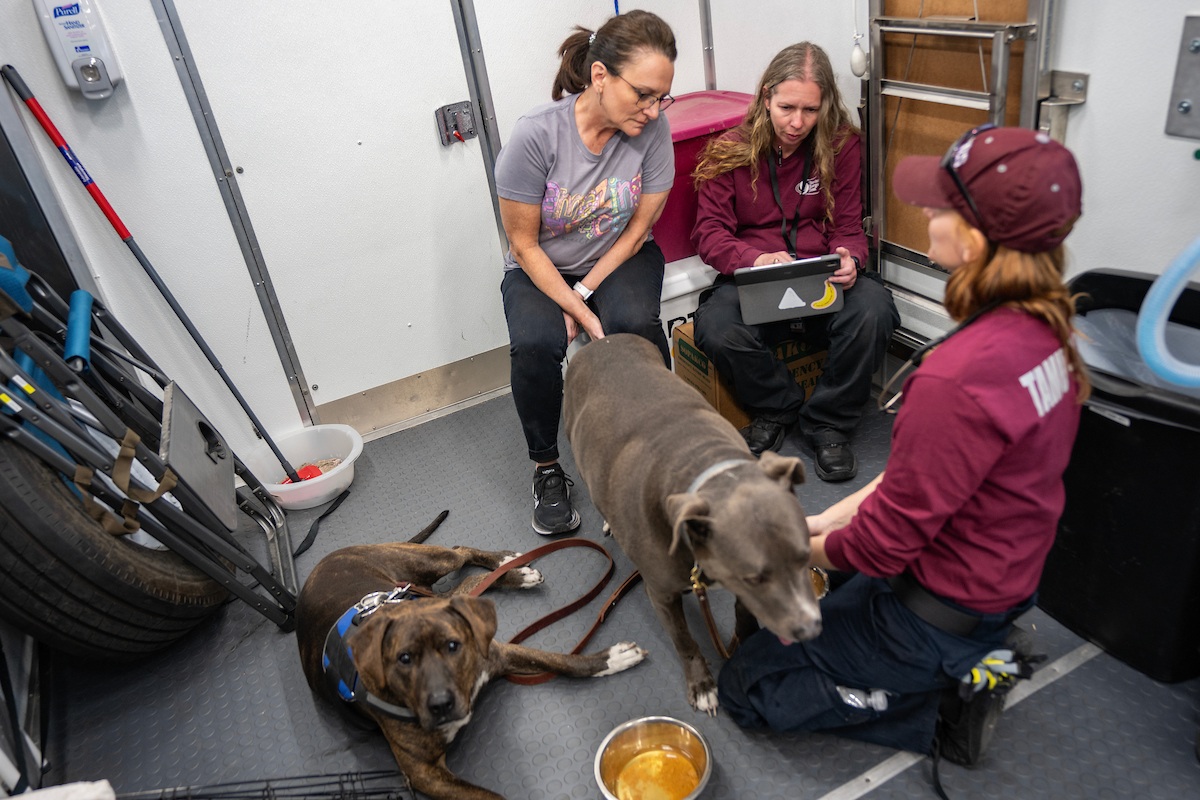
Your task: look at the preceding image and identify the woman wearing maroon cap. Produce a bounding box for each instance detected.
[718,126,1091,767]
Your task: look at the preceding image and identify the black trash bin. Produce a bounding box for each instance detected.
[1038,268,1200,683]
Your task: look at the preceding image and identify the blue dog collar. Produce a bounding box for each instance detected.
[321,585,421,721]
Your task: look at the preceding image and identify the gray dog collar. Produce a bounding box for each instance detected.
[682,459,750,585]
[685,459,750,495]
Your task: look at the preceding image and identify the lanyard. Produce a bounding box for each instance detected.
[767,135,815,259]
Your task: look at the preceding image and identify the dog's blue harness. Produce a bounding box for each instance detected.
[322,585,421,721]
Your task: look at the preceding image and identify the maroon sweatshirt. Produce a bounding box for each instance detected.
[690,127,867,274]
[824,309,1083,614]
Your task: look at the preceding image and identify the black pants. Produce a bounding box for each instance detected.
[500,240,670,463]
[718,573,1025,753]
[693,272,899,443]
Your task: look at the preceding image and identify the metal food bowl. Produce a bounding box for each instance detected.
[595,716,712,800]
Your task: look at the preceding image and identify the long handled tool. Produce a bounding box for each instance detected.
[1,63,315,484]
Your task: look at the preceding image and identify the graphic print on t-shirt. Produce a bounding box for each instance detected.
[542,173,642,241]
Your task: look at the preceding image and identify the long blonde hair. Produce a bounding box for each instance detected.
[692,42,859,221]
[943,216,1091,401]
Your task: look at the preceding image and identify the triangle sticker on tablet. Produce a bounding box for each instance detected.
[779,287,806,310]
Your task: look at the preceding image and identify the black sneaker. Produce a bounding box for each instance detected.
[531,464,581,535]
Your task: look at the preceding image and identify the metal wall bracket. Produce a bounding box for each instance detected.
[1166,16,1200,140]
[1038,70,1088,143]
[435,101,477,146]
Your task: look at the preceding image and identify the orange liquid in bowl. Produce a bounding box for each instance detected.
[615,748,700,800]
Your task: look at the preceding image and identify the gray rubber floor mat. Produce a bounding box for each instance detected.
[44,394,1200,799]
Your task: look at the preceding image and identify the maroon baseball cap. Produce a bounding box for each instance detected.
[893,126,1082,253]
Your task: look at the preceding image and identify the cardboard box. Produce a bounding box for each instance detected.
[671,321,827,431]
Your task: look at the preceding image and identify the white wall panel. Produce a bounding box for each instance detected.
[0,0,293,466]
[709,0,865,101]
[1054,1,1200,280]
[173,0,507,403]
[476,1,708,146]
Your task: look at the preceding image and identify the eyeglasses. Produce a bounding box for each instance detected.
[608,71,674,111]
[939,123,996,237]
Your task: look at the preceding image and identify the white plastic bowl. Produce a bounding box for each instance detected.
[256,423,364,510]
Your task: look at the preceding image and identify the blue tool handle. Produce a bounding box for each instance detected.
[0,234,33,314]
[65,290,93,370]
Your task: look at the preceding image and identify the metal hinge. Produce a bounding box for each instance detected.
[1037,71,1089,143]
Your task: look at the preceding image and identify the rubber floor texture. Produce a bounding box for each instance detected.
[43,394,1200,799]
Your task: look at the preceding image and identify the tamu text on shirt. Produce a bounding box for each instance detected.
[1019,348,1070,417]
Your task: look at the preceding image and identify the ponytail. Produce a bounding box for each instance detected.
[552,27,594,100]
[551,11,677,101]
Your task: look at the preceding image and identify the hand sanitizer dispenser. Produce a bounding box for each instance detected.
[33,0,122,100]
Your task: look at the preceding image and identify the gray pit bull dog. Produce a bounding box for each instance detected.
[564,333,823,714]
[296,512,647,800]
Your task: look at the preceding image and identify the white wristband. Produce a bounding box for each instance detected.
[572,282,593,301]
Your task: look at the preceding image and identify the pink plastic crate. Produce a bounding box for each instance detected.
[653,90,753,263]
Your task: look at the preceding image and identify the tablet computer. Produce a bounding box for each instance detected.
[733,253,843,325]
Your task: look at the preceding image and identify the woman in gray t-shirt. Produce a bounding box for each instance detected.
[494,11,677,536]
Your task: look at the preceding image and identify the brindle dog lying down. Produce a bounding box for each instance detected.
[295,512,647,800]
[565,334,822,714]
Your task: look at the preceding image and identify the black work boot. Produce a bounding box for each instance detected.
[936,627,1042,767]
[935,680,1011,767]
[740,417,787,456]
[813,441,857,482]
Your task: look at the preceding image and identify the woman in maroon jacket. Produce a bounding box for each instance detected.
[690,42,899,480]
[719,126,1088,767]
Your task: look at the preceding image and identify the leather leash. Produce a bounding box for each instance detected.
[581,564,739,662]
[690,566,739,660]
[692,564,831,660]
[464,538,641,686]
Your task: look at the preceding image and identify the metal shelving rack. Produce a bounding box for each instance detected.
[867,0,1058,274]
[863,0,1087,357]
